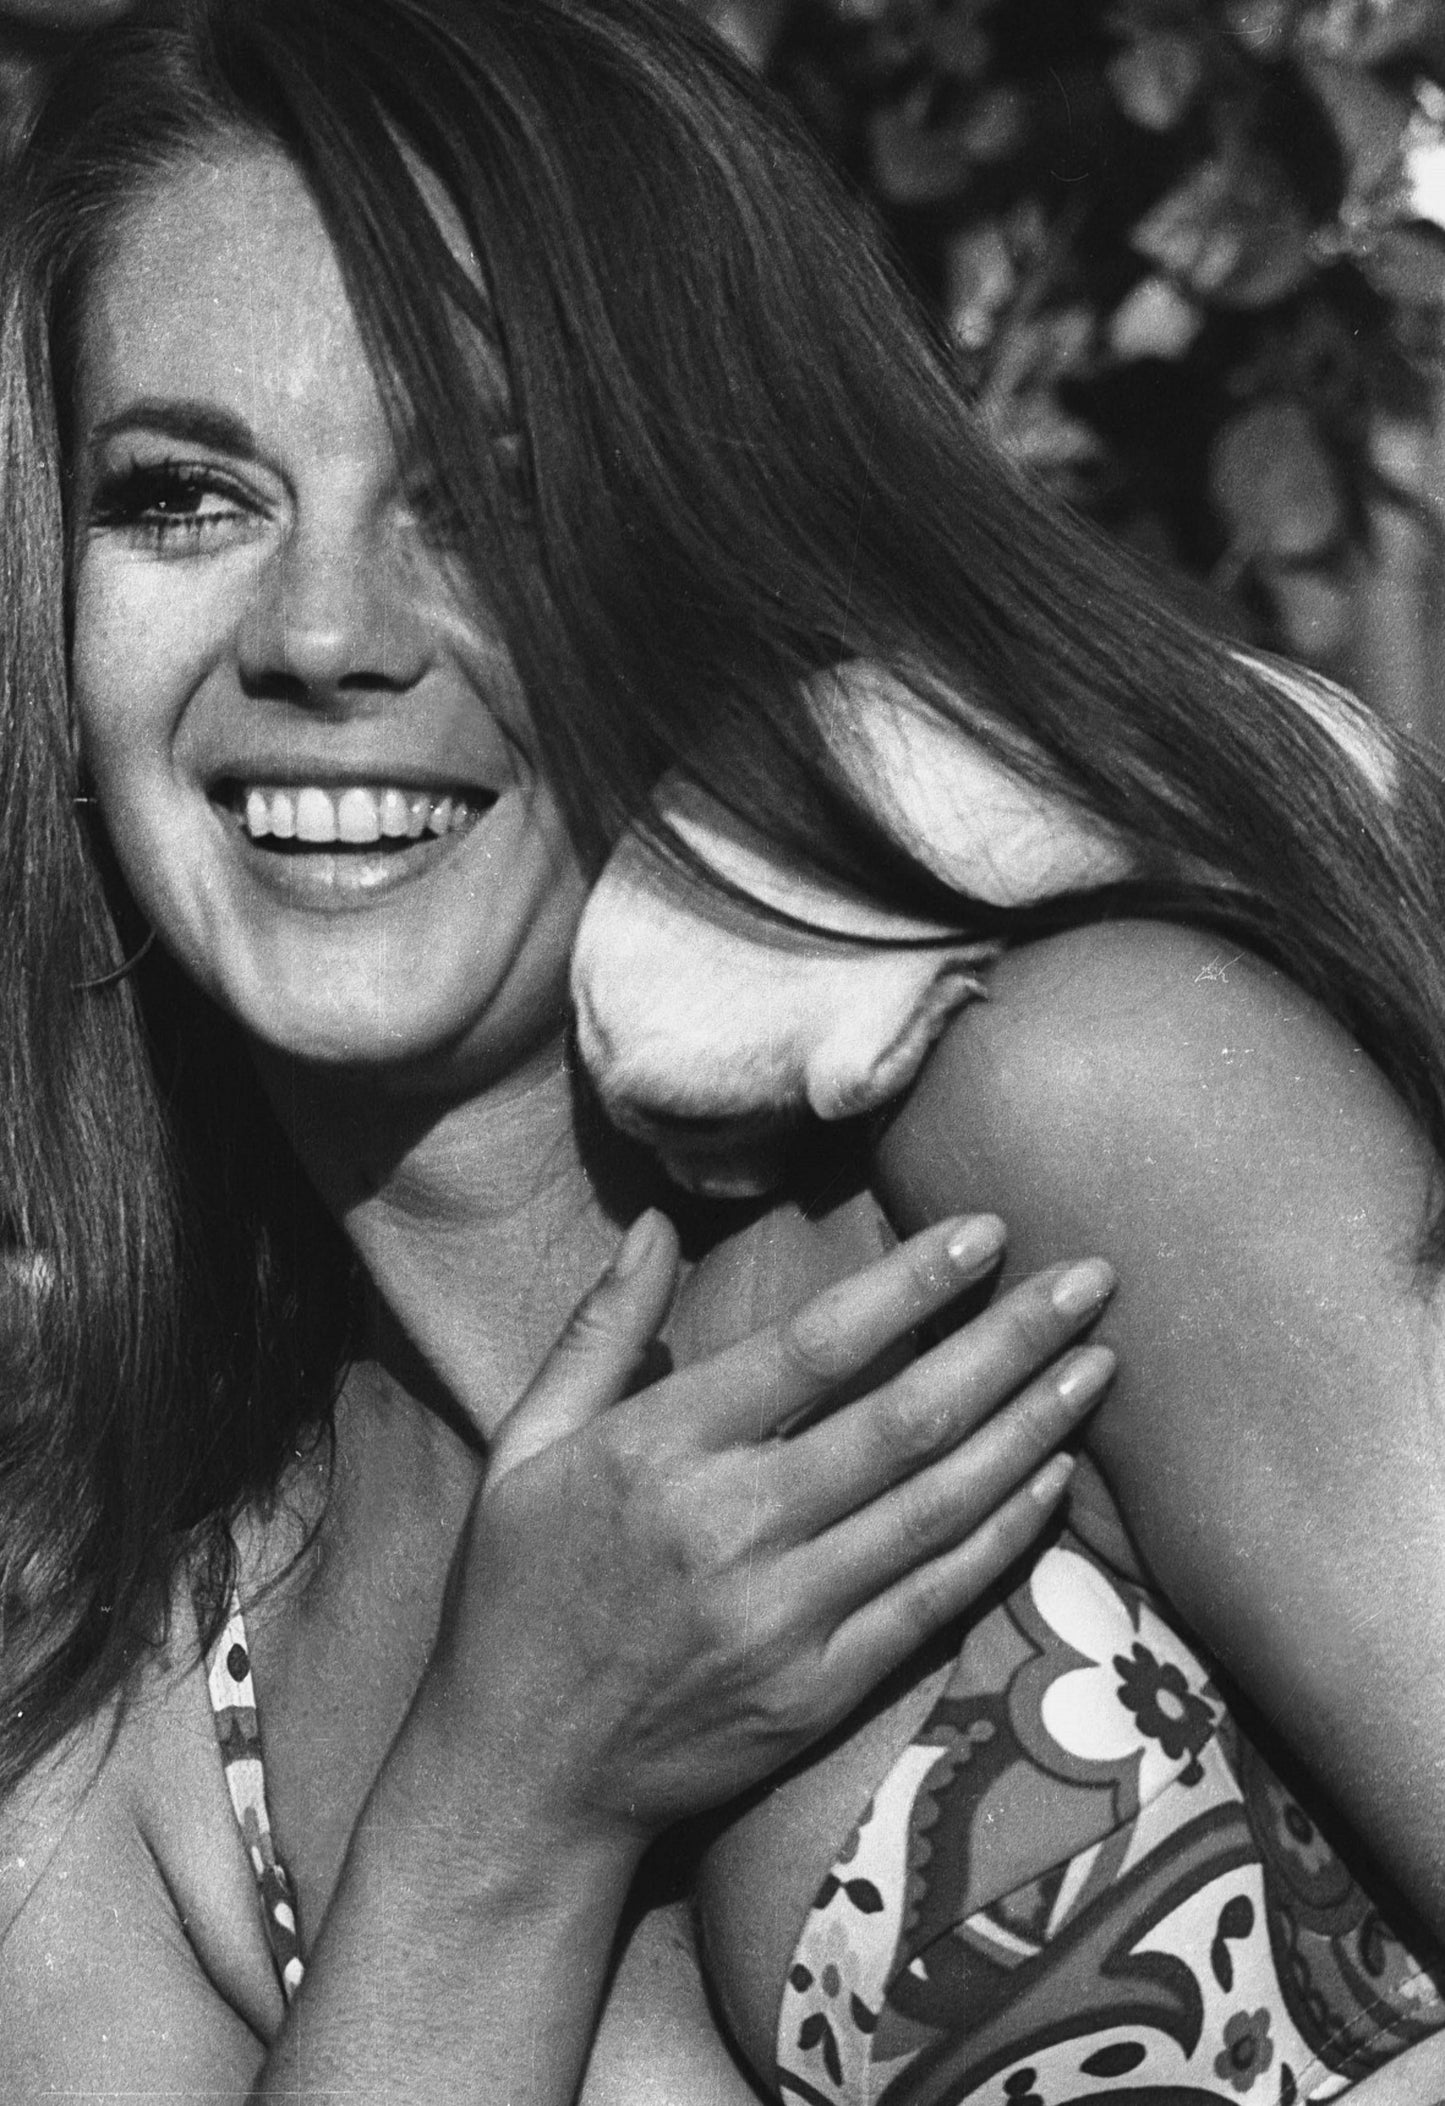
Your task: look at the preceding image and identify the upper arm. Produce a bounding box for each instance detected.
[874,919,1445,1924]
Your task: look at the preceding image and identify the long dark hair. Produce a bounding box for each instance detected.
[4,0,1445,1792]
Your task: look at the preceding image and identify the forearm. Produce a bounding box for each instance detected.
[255,1726,644,2104]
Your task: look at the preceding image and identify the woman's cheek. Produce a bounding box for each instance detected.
[72,548,246,771]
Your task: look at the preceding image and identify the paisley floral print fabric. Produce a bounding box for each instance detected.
[203,1592,306,2003]
[777,1539,1445,2106]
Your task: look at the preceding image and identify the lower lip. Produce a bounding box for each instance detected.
[220,805,489,911]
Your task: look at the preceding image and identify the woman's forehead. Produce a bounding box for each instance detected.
[79,137,504,442]
[80,146,369,422]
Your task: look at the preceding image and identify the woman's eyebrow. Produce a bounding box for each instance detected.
[89,399,258,455]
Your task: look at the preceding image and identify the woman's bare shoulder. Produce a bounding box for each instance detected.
[877,917,1445,1926]
[881,916,1428,1244]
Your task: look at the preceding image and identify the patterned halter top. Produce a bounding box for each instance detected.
[204,1541,1445,2104]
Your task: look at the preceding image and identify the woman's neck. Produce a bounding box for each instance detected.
[255,1035,626,1442]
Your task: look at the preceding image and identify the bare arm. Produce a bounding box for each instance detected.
[875,918,1445,1924]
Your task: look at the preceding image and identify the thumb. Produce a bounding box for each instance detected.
[486,1209,679,1482]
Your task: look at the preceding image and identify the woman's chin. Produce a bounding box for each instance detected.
[204,952,571,1094]
[232,989,462,1074]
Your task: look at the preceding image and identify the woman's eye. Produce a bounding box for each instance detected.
[87,460,254,550]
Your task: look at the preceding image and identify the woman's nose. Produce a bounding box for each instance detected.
[236,519,433,710]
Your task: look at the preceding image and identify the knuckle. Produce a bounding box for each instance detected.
[603,1424,685,1515]
[1009,1379,1068,1452]
[679,1510,736,1581]
[898,1569,947,1645]
[995,1291,1059,1369]
[563,1290,626,1352]
[669,1469,755,1578]
[777,1302,848,1388]
[895,1476,950,1560]
[870,1383,944,1472]
[588,1429,651,1521]
[736,1638,823,1741]
[986,1493,1041,1563]
[755,1678,821,1749]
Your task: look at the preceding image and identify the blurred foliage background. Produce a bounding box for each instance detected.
[695,0,1445,740]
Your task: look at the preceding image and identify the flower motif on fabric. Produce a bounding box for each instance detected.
[788,1912,880,2091]
[1027,1547,1221,1809]
[1271,1793,1337,1880]
[1112,1642,1215,1785]
[1214,2007,1274,2093]
[1003,2064,1046,2106]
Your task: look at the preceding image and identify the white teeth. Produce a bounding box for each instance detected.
[295,787,338,844]
[379,788,412,838]
[336,787,381,844]
[234,783,478,845]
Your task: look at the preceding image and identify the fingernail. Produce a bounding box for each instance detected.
[613,1209,663,1280]
[1027,1453,1075,1505]
[1050,1258,1115,1320]
[1053,1343,1116,1408]
[944,1214,1006,1275]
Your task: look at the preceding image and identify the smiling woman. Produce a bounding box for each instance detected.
[73,145,580,1075]
[6,4,1445,2105]
[0,11,1136,2095]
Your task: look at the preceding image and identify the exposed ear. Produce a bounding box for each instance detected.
[570,786,999,1193]
[569,666,1131,1189]
[803,955,993,1123]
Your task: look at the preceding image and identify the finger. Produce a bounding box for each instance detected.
[775,1258,1116,1531]
[800,1344,1114,1612]
[487,1210,680,1480]
[821,1452,1078,1702]
[674,1214,1007,1448]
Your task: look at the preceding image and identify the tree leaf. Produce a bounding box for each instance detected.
[1403,81,1445,232]
[1298,0,1441,67]
[945,220,1016,348]
[1108,274,1203,359]
[1131,156,1314,307]
[1210,398,1345,558]
[991,393,1103,476]
[1263,561,1354,657]
[1297,51,1410,204]
[869,98,979,204]
[1106,32,1204,131]
[698,0,790,67]
[1358,222,1445,303]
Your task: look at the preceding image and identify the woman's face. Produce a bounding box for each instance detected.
[72,142,589,1087]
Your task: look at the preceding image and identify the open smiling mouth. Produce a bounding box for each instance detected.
[217,780,494,851]
[213,780,498,896]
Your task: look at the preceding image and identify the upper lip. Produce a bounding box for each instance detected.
[206,762,500,796]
